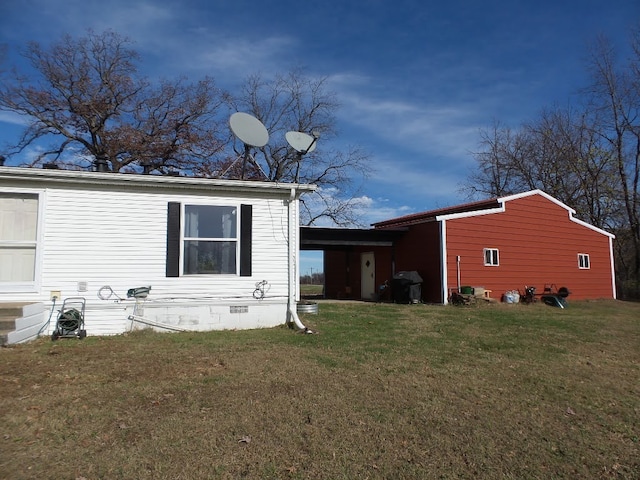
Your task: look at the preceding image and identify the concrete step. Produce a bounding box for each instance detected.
[0,320,16,330]
[0,330,11,346]
[0,303,30,346]
[0,309,24,322]
[0,302,46,345]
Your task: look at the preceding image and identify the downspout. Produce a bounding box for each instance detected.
[440,219,449,304]
[287,187,310,331]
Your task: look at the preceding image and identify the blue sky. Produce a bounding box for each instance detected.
[0,0,637,275]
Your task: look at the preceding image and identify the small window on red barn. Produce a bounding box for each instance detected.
[578,253,590,269]
[483,248,499,266]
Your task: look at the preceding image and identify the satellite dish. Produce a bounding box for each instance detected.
[229,112,269,147]
[285,131,318,154]
[226,112,270,180]
[286,131,319,183]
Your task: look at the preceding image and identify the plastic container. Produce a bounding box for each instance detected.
[503,291,520,303]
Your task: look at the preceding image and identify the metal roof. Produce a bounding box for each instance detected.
[372,197,501,229]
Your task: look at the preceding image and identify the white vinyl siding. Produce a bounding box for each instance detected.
[32,188,289,318]
[0,168,311,334]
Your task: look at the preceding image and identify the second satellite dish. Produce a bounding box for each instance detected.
[285,131,318,154]
[229,112,269,147]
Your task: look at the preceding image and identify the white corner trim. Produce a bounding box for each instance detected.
[609,236,617,299]
[440,220,448,305]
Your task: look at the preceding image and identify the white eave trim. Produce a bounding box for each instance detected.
[570,216,615,239]
[498,189,575,213]
[436,206,505,222]
[436,189,614,239]
[502,190,614,239]
[0,167,317,196]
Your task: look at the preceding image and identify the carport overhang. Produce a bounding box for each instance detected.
[300,226,407,250]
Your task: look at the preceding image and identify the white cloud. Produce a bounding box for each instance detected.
[335,86,481,161]
[0,111,30,127]
[181,35,296,79]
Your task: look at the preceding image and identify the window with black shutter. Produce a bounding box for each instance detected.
[166,202,252,276]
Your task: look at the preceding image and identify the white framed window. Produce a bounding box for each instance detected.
[183,204,238,275]
[0,192,40,288]
[166,202,252,277]
[578,253,590,269]
[483,248,499,266]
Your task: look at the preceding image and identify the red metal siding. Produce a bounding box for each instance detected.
[393,221,442,303]
[324,250,358,299]
[373,247,394,293]
[324,247,395,300]
[444,194,614,300]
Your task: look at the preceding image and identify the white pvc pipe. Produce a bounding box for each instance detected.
[287,187,309,332]
[288,307,309,331]
[127,314,190,332]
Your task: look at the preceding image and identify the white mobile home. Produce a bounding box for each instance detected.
[0,167,315,343]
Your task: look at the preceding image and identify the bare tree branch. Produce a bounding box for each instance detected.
[0,30,226,172]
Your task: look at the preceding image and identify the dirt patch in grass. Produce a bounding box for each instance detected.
[1,300,638,479]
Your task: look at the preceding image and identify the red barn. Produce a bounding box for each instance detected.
[304,190,616,303]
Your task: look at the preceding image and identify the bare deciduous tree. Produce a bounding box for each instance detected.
[0,30,226,172]
[215,70,371,226]
[584,33,640,296]
[0,31,371,227]
[463,28,640,298]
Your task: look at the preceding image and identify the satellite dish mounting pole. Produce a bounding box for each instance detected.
[294,151,303,183]
[241,143,251,180]
[304,135,318,155]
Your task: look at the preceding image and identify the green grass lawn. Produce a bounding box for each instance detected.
[1,300,638,479]
[300,283,324,296]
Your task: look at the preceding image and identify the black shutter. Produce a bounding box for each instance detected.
[166,202,181,277]
[240,204,252,277]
